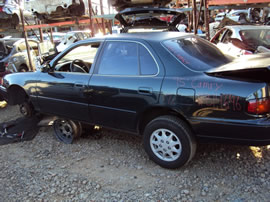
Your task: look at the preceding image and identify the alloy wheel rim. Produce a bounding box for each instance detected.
[150,129,182,162]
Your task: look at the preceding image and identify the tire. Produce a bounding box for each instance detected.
[18,65,28,72]
[53,119,82,144]
[11,14,19,27]
[19,102,35,117]
[143,115,197,169]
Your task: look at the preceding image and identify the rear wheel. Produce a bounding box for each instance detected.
[143,115,196,169]
[53,119,82,144]
[11,14,19,27]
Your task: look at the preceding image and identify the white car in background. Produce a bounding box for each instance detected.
[215,10,248,22]
[0,0,34,27]
[228,10,249,22]
[56,31,91,52]
[211,25,270,57]
[215,12,227,22]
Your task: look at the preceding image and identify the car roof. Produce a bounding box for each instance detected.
[99,32,191,42]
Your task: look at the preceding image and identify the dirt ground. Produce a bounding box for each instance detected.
[0,102,269,201]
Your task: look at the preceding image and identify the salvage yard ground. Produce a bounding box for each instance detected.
[0,103,269,201]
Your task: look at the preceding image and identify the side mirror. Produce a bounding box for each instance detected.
[41,62,52,73]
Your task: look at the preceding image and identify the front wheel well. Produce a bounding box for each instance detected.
[18,64,29,72]
[138,107,193,135]
[7,85,28,105]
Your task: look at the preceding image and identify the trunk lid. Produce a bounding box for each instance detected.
[115,7,186,32]
[206,53,270,82]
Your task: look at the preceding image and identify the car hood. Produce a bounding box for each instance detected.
[206,53,270,82]
[115,7,186,30]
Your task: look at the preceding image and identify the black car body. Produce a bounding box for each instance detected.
[1,32,270,168]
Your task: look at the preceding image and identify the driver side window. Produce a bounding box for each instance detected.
[55,42,100,73]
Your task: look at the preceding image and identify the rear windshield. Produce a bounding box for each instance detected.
[163,36,231,71]
[240,29,270,50]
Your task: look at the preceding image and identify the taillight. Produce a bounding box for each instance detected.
[241,50,253,55]
[0,7,3,12]
[247,98,270,115]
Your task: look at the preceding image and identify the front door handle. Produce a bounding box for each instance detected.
[138,87,152,95]
[74,83,85,88]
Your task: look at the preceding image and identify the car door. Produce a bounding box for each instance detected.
[88,40,164,132]
[36,41,102,122]
[217,29,233,51]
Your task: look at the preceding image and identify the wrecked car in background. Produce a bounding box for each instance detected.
[0,0,34,27]
[56,30,91,52]
[29,0,86,23]
[0,38,55,72]
[211,25,270,57]
[30,32,66,46]
[2,32,270,169]
[0,38,40,72]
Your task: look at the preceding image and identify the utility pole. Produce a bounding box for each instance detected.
[88,0,94,36]
[100,0,106,35]
[192,0,197,34]
[204,0,210,40]
[19,0,34,71]
[187,0,192,32]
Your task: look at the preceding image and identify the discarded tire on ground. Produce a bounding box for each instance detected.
[19,102,34,117]
[53,119,82,144]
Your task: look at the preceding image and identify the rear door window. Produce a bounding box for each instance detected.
[98,41,139,75]
[97,41,158,76]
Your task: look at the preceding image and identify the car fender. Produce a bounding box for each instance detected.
[3,71,39,96]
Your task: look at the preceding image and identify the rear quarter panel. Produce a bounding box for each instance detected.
[154,40,268,141]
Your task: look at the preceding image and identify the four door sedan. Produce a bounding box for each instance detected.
[1,32,270,169]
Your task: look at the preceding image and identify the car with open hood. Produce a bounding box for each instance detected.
[115,7,186,33]
[1,32,270,169]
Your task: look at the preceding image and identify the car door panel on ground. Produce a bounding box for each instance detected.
[88,40,164,132]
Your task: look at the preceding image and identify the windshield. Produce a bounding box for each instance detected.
[163,36,231,71]
[240,29,270,50]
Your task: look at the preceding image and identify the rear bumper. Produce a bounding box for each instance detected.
[191,118,270,146]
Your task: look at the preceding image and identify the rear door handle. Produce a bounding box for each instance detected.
[138,87,152,95]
